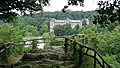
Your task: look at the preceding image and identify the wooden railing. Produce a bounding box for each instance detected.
[0,35,111,68]
[23,35,110,68]
[22,36,65,46]
[64,34,111,68]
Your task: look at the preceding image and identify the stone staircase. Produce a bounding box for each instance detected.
[14,46,78,68]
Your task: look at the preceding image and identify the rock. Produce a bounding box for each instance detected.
[15,46,77,68]
[0,64,11,68]
[22,46,65,61]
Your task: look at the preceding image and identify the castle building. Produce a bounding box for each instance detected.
[50,18,89,32]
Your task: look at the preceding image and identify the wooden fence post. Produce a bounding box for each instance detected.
[94,51,96,68]
[64,38,68,54]
[79,44,83,65]
[102,58,105,68]
[73,41,76,60]
[11,64,14,68]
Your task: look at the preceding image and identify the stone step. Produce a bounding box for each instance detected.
[0,64,11,68]
[14,46,77,68]
[22,46,66,61]
[15,59,76,68]
[22,52,66,61]
[40,59,75,65]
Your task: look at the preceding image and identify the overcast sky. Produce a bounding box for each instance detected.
[43,0,101,12]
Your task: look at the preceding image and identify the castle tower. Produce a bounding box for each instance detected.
[50,18,55,32]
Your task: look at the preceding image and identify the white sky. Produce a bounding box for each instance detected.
[43,0,101,12]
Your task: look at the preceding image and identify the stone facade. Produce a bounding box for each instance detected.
[50,18,89,32]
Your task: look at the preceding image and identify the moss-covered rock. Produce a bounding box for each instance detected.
[14,46,77,68]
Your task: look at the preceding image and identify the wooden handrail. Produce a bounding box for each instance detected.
[64,36,111,68]
[0,35,110,68]
[79,44,110,67]
[12,35,110,68]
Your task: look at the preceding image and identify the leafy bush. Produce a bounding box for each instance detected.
[78,24,120,67]
[0,44,32,64]
[103,54,120,68]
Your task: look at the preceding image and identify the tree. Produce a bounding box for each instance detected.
[93,0,120,28]
[62,0,84,12]
[24,25,39,37]
[63,24,73,35]
[0,23,23,63]
[42,32,53,39]
[0,0,49,21]
[54,24,73,36]
[12,18,39,37]
[54,25,64,36]
[40,24,49,35]
[0,0,85,21]
[0,24,15,44]
[0,19,26,44]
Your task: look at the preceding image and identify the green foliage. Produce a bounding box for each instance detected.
[0,0,86,21]
[0,23,23,44]
[103,54,120,68]
[0,21,24,63]
[78,24,97,46]
[0,45,13,63]
[63,24,73,35]
[93,0,120,28]
[20,16,49,35]
[0,18,39,63]
[79,24,120,56]
[12,18,39,37]
[80,56,94,68]
[90,26,120,55]
[19,11,97,36]
[11,45,32,55]
[0,24,14,43]
[0,0,49,21]
[32,11,96,22]
[54,24,73,36]
[40,24,49,35]
[78,24,97,36]
[107,21,120,31]
[0,43,32,64]
[42,32,53,39]
[77,22,120,67]
[24,25,39,37]
[62,0,84,12]
[42,32,55,47]
[54,25,64,36]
